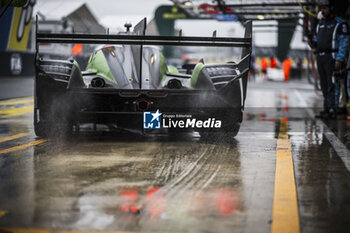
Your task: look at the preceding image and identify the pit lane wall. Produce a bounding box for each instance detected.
[0,0,35,77]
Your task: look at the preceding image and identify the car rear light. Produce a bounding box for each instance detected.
[119,91,140,97]
[147,91,167,97]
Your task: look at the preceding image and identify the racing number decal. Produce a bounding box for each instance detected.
[8,0,36,51]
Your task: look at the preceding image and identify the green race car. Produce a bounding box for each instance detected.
[34,18,252,137]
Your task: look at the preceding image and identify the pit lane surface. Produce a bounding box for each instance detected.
[1,79,350,233]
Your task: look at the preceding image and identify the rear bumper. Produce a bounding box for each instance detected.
[68,88,244,111]
[70,89,243,128]
[35,83,245,133]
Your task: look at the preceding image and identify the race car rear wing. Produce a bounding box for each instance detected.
[35,30,252,47]
[35,16,252,54]
[35,17,252,91]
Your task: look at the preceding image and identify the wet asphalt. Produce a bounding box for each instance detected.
[1,77,350,233]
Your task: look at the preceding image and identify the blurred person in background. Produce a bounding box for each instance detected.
[282,58,292,82]
[260,57,268,79]
[296,57,303,80]
[270,56,277,68]
[309,0,349,119]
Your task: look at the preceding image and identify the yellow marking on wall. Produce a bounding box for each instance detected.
[0,211,7,218]
[271,120,300,233]
[0,133,30,143]
[0,229,144,233]
[0,139,47,155]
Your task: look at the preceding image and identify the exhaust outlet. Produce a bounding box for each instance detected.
[91,78,106,88]
[167,79,182,89]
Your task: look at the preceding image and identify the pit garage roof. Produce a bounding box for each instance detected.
[170,0,315,21]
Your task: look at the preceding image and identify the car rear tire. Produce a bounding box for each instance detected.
[34,102,73,138]
[34,121,49,138]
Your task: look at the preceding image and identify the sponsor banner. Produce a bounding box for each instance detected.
[0,51,35,76]
[1,0,36,52]
[212,14,238,22]
[143,110,222,130]
[10,53,22,75]
[199,4,238,22]
[8,0,35,51]
[162,6,187,19]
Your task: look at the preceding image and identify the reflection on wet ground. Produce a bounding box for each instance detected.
[1,80,350,232]
[289,120,350,233]
[0,118,277,232]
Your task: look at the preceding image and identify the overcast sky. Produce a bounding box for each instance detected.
[37,0,308,49]
[38,0,169,20]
